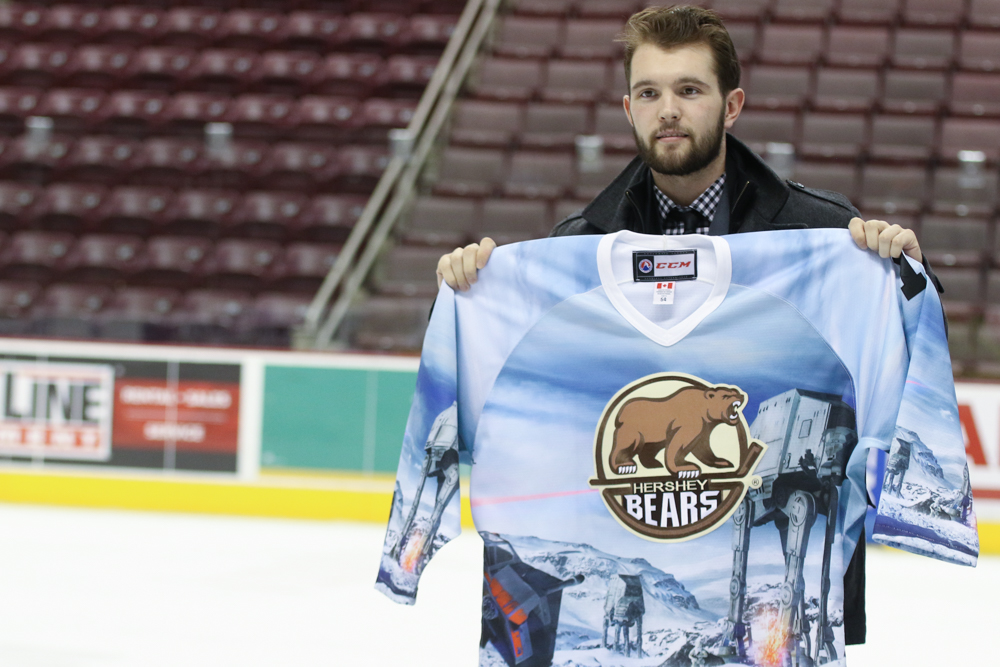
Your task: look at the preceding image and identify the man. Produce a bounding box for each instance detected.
[436,5,932,293]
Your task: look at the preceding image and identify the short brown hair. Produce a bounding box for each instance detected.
[618,5,741,96]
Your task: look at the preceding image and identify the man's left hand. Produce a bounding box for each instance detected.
[849,217,922,263]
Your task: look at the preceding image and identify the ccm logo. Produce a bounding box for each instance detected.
[657,261,692,269]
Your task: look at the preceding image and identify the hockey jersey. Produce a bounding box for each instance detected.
[376,229,977,667]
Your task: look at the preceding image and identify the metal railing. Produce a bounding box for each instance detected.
[298,0,503,349]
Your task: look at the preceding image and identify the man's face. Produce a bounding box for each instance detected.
[624,42,735,177]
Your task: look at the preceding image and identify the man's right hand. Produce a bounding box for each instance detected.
[436,238,496,291]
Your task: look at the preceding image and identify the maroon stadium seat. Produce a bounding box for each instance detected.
[520,102,590,150]
[935,268,984,320]
[39,5,106,45]
[244,291,313,345]
[881,71,947,114]
[542,59,610,104]
[99,6,166,46]
[742,66,812,111]
[939,118,1000,161]
[0,281,40,327]
[800,113,868,160]
[902,0,965,27]
[138,236,212,288]
[200,140,268,190]
[758,25,824,65]
[469,57,543,102]
[226,191,307,239]
[337,145,390,193]
[257,51,322,96]
[218,10,285,51]
[125,47,195,91]
[575,154,634,199]
[169,289,253,343]
[62,233,145,285]
[838,0,901,24]
[270,243,339,292]
[160,8,224,49]
[288,95,359,142]
[793,162,861,201]
[33,183,107,231]
[508,0,577,18]
[402,196,478,247]
[891,29,955,70]
[31,283,111,337]
[278,11,344,52]
[825,26,891,68]
[96,186,172,235]
[162,92,229,137]
[347,294,435,351]
[190,49,258,94]
[317,53,383,97]
[64,44,133,89]
[920,216,989,269]
[163,189,238,236]
[730,110,799,154]
[433,146,506,197]
[370,245,444,297]
[96,286,181,341]
[950,73,1000,117]
[0,87,42,135]
[494,17,564,59]
[0,182,40,230]
[960,31,1000,71]
[61,136,139,185]
[341,13,409,51]
[859,165,929,214]
[576,0,641,19]
[359,98,416,142]
[95,90,170,137]
[812,69,879,112]
[479,198,549,245]
[870,115,937,162]
[0,5,45,43]
[726,22,758,62]
[710,0,772,21]
[560,19,623,60]
[4,43,73,88]
[593,103,634,153]
[406,14,457,53]
[374,55,438,98]
[36,88,103,134]
[260,142,340,192]
[0,134,71,183]
[970,0,1000,29]
[131,138,202,188]
[200,238,282,291]
[449,99,522,149]
[505,150,575,200]
[224,94,295,140]
[931,169,1000,217]
[0,230,74,282]
[298,194,366,243]
[772,0,837,22]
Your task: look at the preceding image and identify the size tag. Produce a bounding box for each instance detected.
[633,250,698,282]
[653,281,675,305]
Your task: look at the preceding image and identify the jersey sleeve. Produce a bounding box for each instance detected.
[375,286,464,604]
[870,256,979,566]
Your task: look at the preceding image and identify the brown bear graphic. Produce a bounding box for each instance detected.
[610,384,746,477]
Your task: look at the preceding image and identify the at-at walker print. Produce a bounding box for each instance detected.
[603,574,645,658]
[723,389,858,667]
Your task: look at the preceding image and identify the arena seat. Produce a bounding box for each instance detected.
[96,186,172,235]
[316,53,383,96]
[931,168,1000,217]
[200,238,282,291]
[130,138,202,188]
[163,189,238,237]
[837,0,901,25]
[257,51,323,96]
[297,194,366,243]
[369,244,444,297]
[218,10,285,51]
[61,136,139,185]
[932,268,984,320]
[950,73,1000,117]
[163,92,229,136]
[813,69,879,112]
[169,289,253,344]
[859,165,929,214]
[449,99,522,149]
[199,140,268,190]
[730,110,799,154]
[507,0,576,18]
[95,90,170,137]
[939,118,1000,161]
[65,44,133,90]
[0,5,45,43]
[190,49,258,94]
[261,142,340,192]
[270,242,340,292]
[33,183,107,231]
[243,291,312,345]
[959,31,1000,71]
[825,26,891,68]
[0,281,40,330]
[920,216,991,268]
[891,29,956,70]
[757,25,824,66]
[594,103,636,153]
[39,5,107,45]
[494,16,564,59]
[61,233,145,285]
[5,43,74,88]
[224,94,295,140]
[560,19,623,59]
[726,22,758,62]
[0,230,74,282]
[341,13,409,52]
[520,102,590,150]
[160,8,225,49]
[902,0,965,27]
[137,235,212,288]
[772,0,837,22]
[278,11,344,52]
[869,115,937,162]
[432,146,505,197]
[479,198,550,245]
[401,195,478,247]
[542,59,610,104]
[406,14,457,53]
[31,282,111,338]
[100,6,166,46]
[36,88,104,134]
[710,0,773,21]
[800,113,868,160]
[741,66,812,111]
[375,54,439,98]
[126,47,195,91]
[574,153,634,200]
[226,191,307,240]
[0,135,71,183]
[95,286,181,342]
[0,87,42,136]
[504,150,575,200]
[337,145,390,193]
[468,57,543,102]
[345,294,433,351]
[793,162,861,201]
[881,70,947,114]
[970,0,1000,29]
[0,182,40,230]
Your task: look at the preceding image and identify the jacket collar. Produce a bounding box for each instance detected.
[579,133,790,234]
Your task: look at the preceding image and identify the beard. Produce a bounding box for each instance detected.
[633,107,726,177]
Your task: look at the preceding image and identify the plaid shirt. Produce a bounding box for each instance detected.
[653,173,726,235]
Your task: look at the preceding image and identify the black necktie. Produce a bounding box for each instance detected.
[664,207,704,235]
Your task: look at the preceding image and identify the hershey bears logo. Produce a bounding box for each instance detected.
[590,373,766,542]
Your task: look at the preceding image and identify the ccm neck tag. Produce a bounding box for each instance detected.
[633,250,698,283]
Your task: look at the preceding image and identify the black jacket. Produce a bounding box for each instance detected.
[550,133,942,294]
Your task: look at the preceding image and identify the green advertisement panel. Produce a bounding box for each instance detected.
[261,366,417,473]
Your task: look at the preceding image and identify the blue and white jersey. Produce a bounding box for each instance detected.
[376,229,977,667]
